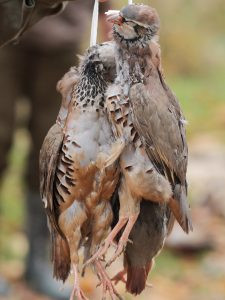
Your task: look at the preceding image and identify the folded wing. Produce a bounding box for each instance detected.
[129,66,192,233]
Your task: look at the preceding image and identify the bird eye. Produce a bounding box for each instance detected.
[129,21,135,25]
[124,20,135,27]
[95,63,103,71]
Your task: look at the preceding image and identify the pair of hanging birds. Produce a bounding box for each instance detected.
[40,4,192,300]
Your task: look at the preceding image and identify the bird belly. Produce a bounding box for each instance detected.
[120,144,172,204]
[106,94,172,204]
[56,110,120,261]
[57,110,120,211]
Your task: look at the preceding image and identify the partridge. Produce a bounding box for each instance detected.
[87,4,192,292]
[110,194,171,295]
[40,42,123,300]
[39,65,79,283]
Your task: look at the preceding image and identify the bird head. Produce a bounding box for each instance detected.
[107,4,160,46]
[80,42,116,83]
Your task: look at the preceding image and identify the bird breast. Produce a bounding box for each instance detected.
[55,107,118,213]
[64,108,114,167]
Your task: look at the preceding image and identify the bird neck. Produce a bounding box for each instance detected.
[115,44,149,96]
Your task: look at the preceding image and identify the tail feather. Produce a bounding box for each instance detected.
[169,184,193,233]
[126,261,152,295]
[52,230,71,282]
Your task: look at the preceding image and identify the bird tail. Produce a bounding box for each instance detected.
[51,229,71,282]
[168,184,193,233]
[126,260,153,295]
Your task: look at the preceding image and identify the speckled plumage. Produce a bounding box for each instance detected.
[40,42,123,300]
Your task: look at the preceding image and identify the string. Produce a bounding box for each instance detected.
[90,0,99,46]
[90,0,134,46]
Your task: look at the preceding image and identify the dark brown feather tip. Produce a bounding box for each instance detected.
[52,231,71,282]
[126,262,152,295]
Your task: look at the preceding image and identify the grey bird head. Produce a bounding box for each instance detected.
[108,4,160,47]
[74,42,116,107]
[79,42,116,84]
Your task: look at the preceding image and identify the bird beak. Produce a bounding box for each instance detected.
[105,10,124,26]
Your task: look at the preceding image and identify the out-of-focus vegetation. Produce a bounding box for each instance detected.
[0,0,225,299]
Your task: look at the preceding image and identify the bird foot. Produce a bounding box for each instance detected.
[70,288,88,300]
[95,260,123,300]
[106,214,139,268]
[82,240,114,269]
[70,264,88,300]
[111,269,127,285]
[83,217,128,268]
[106,245,125,267]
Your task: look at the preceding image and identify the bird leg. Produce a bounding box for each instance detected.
[94,260,123,300]
[106,213,139,267]
[70,264,88,300]
[83,216,128,266]
[111,269,127,285]
[112,269,153,288]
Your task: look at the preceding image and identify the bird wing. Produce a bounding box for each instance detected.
[130,82,187,184]
[40,123,73,281]
[39,68,80,281]
[39,123,64,234]
[129,62,192,232]
[40,67,80,235]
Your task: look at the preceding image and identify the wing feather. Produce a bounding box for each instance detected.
[129,66,192,232]
[39,123,64,233]
[130,80,187,185]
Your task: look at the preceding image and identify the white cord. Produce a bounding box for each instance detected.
[90,0,99,47]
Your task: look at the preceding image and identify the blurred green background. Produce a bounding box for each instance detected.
[0,0,225,299]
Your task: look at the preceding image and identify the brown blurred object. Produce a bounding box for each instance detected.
[0,0,111,48]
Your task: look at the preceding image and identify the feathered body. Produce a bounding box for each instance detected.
[40,66,79,281]
[106,37,172,295]
[88,4,192,296]
[40,42,123,300]
[109,3,192,233]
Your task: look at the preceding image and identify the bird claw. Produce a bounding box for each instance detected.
[70,287,88,300]
[95,260,123,300]
[111,270,127,285]
[81,265,86,277]
[106,244,126,268]
[70,264,88,300]
[83,240,114,269]
[84,216,131,270]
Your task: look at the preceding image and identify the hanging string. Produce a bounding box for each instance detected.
[90,0,133,46]
[90,0,99,47]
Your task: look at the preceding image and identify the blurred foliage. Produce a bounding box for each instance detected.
[0,129,28,264]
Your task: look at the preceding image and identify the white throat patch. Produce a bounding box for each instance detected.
[115,23,137,40]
